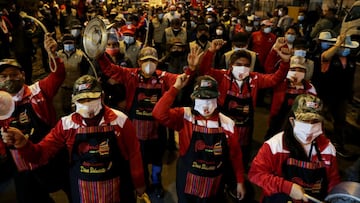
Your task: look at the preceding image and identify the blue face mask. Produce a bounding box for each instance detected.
[64,44,75,52]
[321,42,331,50]
[294,50,307,57]
[337,48,350,56]
[286,34,296,43]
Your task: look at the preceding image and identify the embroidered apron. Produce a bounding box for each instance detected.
[129,75,163,140]
[263,142,328,203]
[177,119,229,202]
[222,79,254,146]
[70,125,124,203]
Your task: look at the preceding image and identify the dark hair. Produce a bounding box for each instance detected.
[282,6,288,14]
[229,50,251,65]
[283,111,308,161]
[293,38,308,50]
[171,18,181,26]
[232,32,249,47]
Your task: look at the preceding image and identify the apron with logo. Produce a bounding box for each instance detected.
[70,125,124,203]
[177,118,229,202]
[263,142,328,203]
[222,79,254,146]
[129,74,163,140]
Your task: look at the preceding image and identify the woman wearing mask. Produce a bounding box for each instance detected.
[153,75,246,202]
[97,46,199,198]
[249,94,340,203]
[199,39,290,198]
[265,26,298,74]
[102,32,132,112]
[264,55,317,140]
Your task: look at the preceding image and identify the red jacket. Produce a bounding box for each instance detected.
[248,132,341,201]
[250,31,276,67]
[270,80,317,120]
[24,58,65,127]
[264,43,292,73]
[97,54,182,113]
[200,50,289,108]
[18,106,145,188]
[153,86,245,183]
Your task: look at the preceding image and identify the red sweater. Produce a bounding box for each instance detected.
[248,132,341,201]
[153,86,245,183]
[18,106,145,189]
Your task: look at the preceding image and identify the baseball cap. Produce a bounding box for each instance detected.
[290,56,307,70]
[120,24,136,35]
[138,47,158,61]
[292,94,323,121]
[191,75,219,99]
[0,59,22,73]
[72,75,102,102]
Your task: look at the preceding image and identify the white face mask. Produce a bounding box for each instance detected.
[286,70,305,83]
[216,29,223,36]
[294,50,307,57]
[141,61,156,75]
[123,36,134,44]
[194,98,217,117]
[293,120,323,145]
[75,98,102,118]
[71,29,81,37]
[263,27,272,33]
[232,66,250,81]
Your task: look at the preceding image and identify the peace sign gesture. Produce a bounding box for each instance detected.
[187,45,204,71]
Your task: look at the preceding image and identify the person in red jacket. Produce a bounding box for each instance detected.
[249,94,341,203]
[248,19,276,68]
[153,74,246,202]
[0,35,71,203]
[97,46,198,198]
[264,55,317,140]
[199,39,290,170]
[2,75,149,203]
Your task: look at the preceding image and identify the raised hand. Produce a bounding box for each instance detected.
[187,45,204,70]
[209,39,226,52]
[335,33,346,47]
[173,73,190,90]
[44,33,57,56]
[273,37,287,53]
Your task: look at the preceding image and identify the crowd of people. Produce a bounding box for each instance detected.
[0,0,359,203]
